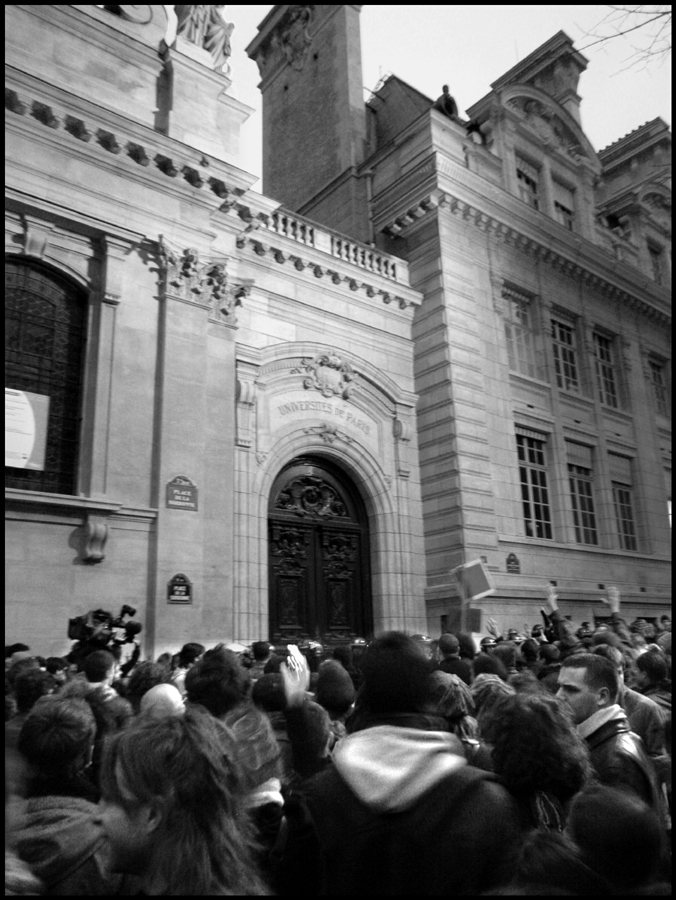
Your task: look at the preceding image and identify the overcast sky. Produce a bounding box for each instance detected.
[168,6,671,192]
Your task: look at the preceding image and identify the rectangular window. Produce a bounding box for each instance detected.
[517,168,539,210]
[517,433,553,539]
[569,465,598,544]
[648,360,669,416]
[554,201,574,231]
[553,181,575,231]
[505,295,536,378]
[648,244,664,285]
[551,318,579,391]
[593,333,619,408]
[609,453,637,550]
[613,484,638,550]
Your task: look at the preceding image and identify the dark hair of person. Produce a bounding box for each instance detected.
[455,631,476,661]
[6,643,30,658]
[508,829,612,896]
[569,784,666,891]
[251,641,271,662]
[358,632,432,714]
[185,648,249,718]
[538,643,560,664]
[560,653,619,703]
[18,696,95,780]
[592,643,624,669]
[591,630,622,649]
[520,639,540,664]
[6,658,40,690]
[125,662,171,714]
[13,670,57,715]
[178,642,205,668]
[636,649,668,686]
[507,671,547,695]
[82,650,116,683]
[493,641,518,670]
[331,644,354,668]
[44,656,68,675]
[489,693,592,803]
[99,706,269,895]
[473,652,508,681]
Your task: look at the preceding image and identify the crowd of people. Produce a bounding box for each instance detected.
[5,585,672,895]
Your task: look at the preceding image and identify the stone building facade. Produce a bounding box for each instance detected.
[246,9,671,633]
[5,6,671,657]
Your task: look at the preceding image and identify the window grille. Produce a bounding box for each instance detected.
[5,258,87,494]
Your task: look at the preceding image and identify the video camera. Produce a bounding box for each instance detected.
[68,605,142,649]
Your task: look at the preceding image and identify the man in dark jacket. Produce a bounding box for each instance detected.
[556,653,661,813]
[436,633,472,685]
[285,632,523,895]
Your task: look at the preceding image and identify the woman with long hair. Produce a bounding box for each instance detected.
[485,692,593,831]
[97,704,269,895]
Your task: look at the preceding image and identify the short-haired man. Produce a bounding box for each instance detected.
[635,650,671,714]
[592,644,666,758]
[556,653,660,812]
[82,650,118,700]
[171,642,205,697]
[436,633,472,685]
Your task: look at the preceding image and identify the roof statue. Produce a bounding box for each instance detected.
[433,85,460,121]
[175,5,234,72]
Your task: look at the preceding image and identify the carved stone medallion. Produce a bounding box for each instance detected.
[300,352,355,399]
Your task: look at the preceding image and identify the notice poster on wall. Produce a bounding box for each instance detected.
[452,558,496,601]
[5,388,50,470]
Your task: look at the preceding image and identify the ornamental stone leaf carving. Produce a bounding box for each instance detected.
[279,6,314,70]
[301,352,355,399]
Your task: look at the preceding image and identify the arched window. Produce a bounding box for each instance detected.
[5,258,87,494]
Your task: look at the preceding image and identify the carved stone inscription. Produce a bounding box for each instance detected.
[269,390,379,455]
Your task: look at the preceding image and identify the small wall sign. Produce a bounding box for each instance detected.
[168,573,192,604]
[506,553,520,574]
[166,475,198,511]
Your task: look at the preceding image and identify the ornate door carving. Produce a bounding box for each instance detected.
[268,458,371,645]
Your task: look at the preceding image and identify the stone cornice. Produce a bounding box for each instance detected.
[5,67,256,201]
[379,189,670,326]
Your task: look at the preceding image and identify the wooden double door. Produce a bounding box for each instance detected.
[268,458,372,646]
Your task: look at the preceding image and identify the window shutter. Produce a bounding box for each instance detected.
[608,453,633,484]
[566,442,593,469]
[552,180,574,209]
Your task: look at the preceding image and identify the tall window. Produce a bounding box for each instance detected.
[647,244,665,285]
[551,318,579,391]
[5,258,87,494]
[567,443,597,544]
[517,432,553,539]
[593,332,619,408]
[553,181,575,231]
[517,159,540,210]
[648,360,669,416]
[609,454,638,551]
[505,293,536,378]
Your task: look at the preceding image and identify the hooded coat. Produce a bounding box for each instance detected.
[287,722,522,895]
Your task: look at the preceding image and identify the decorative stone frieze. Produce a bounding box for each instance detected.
[31,100,58,128]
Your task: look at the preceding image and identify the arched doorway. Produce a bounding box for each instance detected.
[268,456,372,646]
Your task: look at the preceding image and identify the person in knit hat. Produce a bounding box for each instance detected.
[315,659,355,746]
